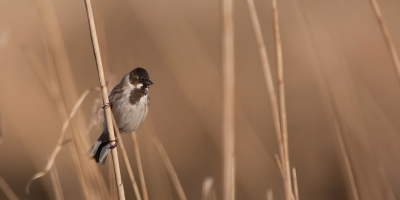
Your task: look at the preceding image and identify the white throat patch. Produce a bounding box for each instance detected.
[135,83,143,89]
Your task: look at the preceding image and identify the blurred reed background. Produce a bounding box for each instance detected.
[1,0,400,199]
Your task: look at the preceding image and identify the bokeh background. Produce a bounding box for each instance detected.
[1,0,400,199]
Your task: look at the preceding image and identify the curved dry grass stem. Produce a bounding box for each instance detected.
[82,0,125,199]
[25,87,100,194]
[111,115,142,200]
[221,0,235,199]
[0,176,18,200]
[369,0,400,84]
[131,132,149,200]
[153,137,187,200]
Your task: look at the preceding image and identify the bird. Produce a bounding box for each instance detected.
[90,67,153,165]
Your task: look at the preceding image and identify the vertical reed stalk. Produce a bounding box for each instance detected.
[83,0,125,199]
[131,132,149,200]
[246,0,294,199]
[271,0,293,199]
[221,0,235,199]
[369,0,400,84]
[246,0,285,176]
[111,115,142,200]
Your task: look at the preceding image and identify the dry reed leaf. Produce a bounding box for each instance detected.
[25,87,100,194]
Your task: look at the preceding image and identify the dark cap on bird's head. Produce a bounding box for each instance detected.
[129,67,153,85]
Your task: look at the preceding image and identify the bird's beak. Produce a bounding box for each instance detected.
[145,79,153,85]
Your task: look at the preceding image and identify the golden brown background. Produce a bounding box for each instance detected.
[1,0,400,199]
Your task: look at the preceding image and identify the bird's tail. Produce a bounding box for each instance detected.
[89,132,110,165]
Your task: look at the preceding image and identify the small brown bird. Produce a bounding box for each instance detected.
[90,68,153,165]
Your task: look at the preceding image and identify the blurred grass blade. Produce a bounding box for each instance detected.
[0,176,19,200]
[267,189,273,200]
[334,120,359,200]
[202,177,216,200]
[153,137,187,200]
[292,168,299,200]
[369,0,400,84]
[25,87,100,194]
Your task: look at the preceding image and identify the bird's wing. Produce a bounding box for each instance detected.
[108,83,124,105]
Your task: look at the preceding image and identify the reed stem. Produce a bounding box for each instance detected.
[82,0,125,199]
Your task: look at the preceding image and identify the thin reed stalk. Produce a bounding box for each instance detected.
[131,132,149,200]
[368,0,400,84]
[153,137,187,200]
[271,0,293,199]
[50,163,64,200]
[334,120,359,200]
[83,0,125,199]
[0,177,18,200]
[111,115,142,200]
[246,0,294,199]
[221,0,235,199]
[245,0,283,161]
